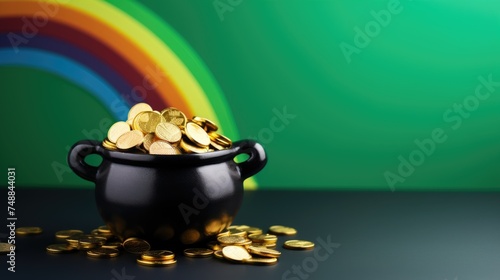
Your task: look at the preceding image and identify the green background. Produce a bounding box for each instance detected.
[2,0,500,190]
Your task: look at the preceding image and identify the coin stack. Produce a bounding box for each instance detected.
[102,103,232,155]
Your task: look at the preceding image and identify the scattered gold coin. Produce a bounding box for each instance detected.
[222,245,252,262]
[97,225,111,233]
[0,243,14,254]
[248,246,281,258]
[78,235,107,249]
[245,227,263,235]
[46,244,76,254]
[248,233,278,244]
[217,235,247,245]
[137,258,177,267]
[217,230,230,238]
[283,240,315,250]
[55,229,84,239]
[206,241,222,251]
[86,248,120,258]
[141,250,175,261]
[228,228,247,237]
[269,225,297,236]
[123,237,151,254]
[183,248,214,258]
[229,225,247,230]
[47,223,310,268]
[243,257,278,265]
[101,241,122,250]
[16,226,43,235]
[213,250,224,259]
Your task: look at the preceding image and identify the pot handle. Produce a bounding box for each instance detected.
[67,140,102,182]
[232,140,267,181]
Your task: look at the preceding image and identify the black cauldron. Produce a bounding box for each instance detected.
[68,139,266,249]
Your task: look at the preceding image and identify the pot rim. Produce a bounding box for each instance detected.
[96,139,249,165]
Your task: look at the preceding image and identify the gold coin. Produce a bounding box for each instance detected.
[269,225,297,236]
[78,236,107,248]
[101,241,122,250]
[55,229,84,239]
[264,242,277,249]
[227,225,243,230]
[228,228,247,237]
[185,122,210,147]
[210,141,226,151]
[183,248,214,258]
[248,233,278,243]
[206,241,221,251]
[65,233,86,246]
[107,121,131,143]
[102,139,118,150]
[161,107,187,127]
[149,140,180,155]
[283,240,315,250]
[0,243,14,254]
[123,237,151,254]
[128,102,153,121]
[16,226,43,235]
[208,132,232,147]
[116,130,144,150]
[155,122,182,143]
[248,246,281,258]
[192,116,218,132]
[133,111,165,134]
[179,138,209,154]
[137,257,177,267]
[46,244,76,254]
[217,235,247,245]
[141,250,175,261]
[86,248,120,258]
[97,225,111,233]
[243,227,262,235]
[222,245,251,262]
[217,229,230,238]
[243,257,278,265]
[143,133,156,151]
[240,239,253,247]
[91,229,113,239]
[213,250,224,259]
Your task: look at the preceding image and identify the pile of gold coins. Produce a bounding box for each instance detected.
[102,103,232,155]
[2,225,315,268]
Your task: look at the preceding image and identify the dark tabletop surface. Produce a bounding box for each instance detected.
[1,189,499,280]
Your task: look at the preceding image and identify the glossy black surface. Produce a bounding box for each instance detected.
[2,189,499,280]
[68,139,267,248]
